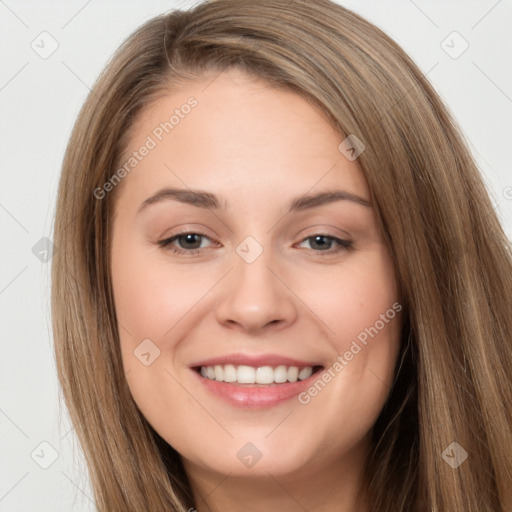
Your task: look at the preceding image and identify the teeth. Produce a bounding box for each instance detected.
[214,365,223,381]
[274,365,288,383]
[298,367,313,380]
[223,364,237,382]
[238,365,255,384]
[287,366,298,382]
[198,364,317,384]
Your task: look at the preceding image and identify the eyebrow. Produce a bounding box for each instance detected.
[137,187,372,214]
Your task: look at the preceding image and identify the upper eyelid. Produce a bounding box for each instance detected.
[161,222,352,240]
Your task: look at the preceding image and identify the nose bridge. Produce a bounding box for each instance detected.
[233,233,281,301]
[215,233,297,331]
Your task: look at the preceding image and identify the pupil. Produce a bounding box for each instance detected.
[312,235,329,250]
[182,234,201,249]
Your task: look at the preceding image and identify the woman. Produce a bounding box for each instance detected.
[51,0,512,510]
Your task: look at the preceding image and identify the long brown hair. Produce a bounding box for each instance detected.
[51,1,512,510]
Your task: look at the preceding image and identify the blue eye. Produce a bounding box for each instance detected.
[158,232,353,256]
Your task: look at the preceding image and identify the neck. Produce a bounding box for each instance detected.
[182,437,370,512]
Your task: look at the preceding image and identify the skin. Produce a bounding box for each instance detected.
[111,68,403,512]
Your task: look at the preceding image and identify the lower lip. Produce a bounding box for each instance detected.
[192,368,323,409]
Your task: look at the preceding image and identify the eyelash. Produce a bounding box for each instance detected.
[157,232,353,256]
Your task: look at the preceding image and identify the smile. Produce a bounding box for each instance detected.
[191,359,325,408]
[198,364,322,385]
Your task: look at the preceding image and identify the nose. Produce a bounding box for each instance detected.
[215,240,298,334]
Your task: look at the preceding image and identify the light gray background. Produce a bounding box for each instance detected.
[1,1,511,510]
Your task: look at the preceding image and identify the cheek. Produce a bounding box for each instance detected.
[282,254,403,471]
[111,234,227,423]
[111,234,195,435]
[112,237,208,344]
[298,246,401,348]
[111,228,173,379]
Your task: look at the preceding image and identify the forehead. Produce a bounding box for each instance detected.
[114,68,370,210]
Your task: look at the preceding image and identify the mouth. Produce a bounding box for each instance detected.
[192,364,324,386]
[191,361,325,409]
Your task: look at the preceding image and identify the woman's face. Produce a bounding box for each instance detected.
[111,68,402,483]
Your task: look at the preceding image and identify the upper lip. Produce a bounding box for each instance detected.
[190,353,324,369]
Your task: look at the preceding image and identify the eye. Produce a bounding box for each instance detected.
[158,232,216,255]
[296,234,353,255]
[158,231,352,256]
